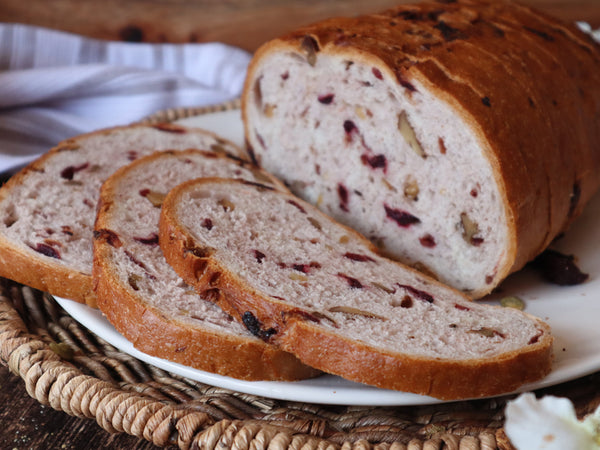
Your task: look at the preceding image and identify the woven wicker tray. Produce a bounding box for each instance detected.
[1,102,599,449]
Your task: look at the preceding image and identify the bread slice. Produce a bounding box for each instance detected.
[241,0,600,298]
[0,123,241,307]
[158,178,553,400]
[93,150,317,381]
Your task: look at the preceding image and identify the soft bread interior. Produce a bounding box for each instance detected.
[171,180,544,361]
[245,49,509,296]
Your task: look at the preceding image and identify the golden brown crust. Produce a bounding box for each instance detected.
[242,0,600,298]
[158,178,554,400]
[93,251,319,381]
[94,152,319,381]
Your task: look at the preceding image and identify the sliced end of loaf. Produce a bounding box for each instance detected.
[159,178,553,400]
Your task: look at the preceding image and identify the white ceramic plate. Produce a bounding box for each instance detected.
[57,108,600,406]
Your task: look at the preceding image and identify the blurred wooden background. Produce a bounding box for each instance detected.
[0,0,599,52]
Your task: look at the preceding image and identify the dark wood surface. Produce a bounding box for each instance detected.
[0,363,161,449]
[0,0,599,51]
[0,1,599,448]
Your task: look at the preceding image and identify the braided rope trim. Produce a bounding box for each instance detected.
[0,280,514,449]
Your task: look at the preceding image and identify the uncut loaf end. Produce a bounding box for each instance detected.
[158,178,553,400]
[242,0,600,298]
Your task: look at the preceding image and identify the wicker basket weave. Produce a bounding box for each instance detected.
[1,102,599,449]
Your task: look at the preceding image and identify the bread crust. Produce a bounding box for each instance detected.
[159,178,554,400]
[93,150,319,381]
[94,250,319,381]
[0,123,243,307]
[242,0,600,298]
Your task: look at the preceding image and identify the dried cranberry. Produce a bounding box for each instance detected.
[338,183,350,212]
[242,311,261,336]
[397,284,434,303]
[360,153,387,171]
[372,67,383,80]
[438,137,447,154]
[343,120,357,134]
[338,273,363,289]
[419,234,436,248]
[532,249,589,285]
[254,250,266,264]
[528,330,543,345]
[139,188,150,197]
[454,303,471,311]
[60,162,89,180]
[384,204,420,227]
[400,296,413,308]
[318,94,335,104]
[202,218,213,230]
[293,264,311,273]
[241,311,277,340]
[29,242,60,259]
[343,252,376,262]
[471,237,484,246]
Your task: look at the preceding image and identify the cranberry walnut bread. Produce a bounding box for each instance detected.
[159,178,553,400]
[93,150,316,381]
[0,123,242,307]
[242,0,600,298]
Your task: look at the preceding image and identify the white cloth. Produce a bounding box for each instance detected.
[0,23,251,173]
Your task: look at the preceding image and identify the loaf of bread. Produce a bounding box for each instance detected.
[158,178,553,400]
[93,149,317,381]
[0,123,241,307]
[242,0,600,298]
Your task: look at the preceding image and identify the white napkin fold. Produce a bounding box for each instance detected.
[0,23,252,173]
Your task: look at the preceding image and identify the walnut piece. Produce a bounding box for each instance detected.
[398,112,426,158]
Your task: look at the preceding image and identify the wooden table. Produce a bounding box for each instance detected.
[0,1,599,448]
